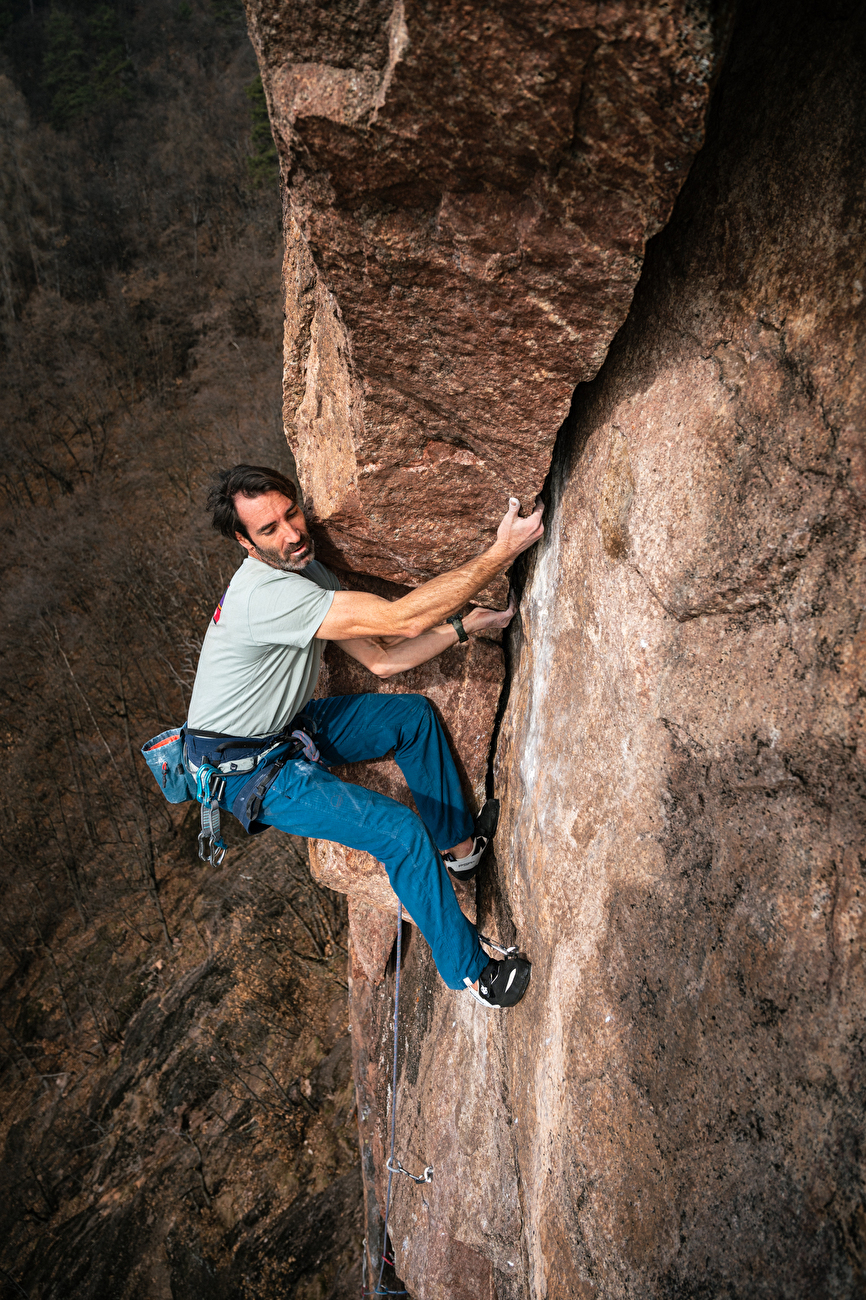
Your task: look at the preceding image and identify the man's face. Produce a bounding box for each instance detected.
[234,490,315,571]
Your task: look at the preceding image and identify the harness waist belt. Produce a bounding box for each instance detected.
[184,713,321,836]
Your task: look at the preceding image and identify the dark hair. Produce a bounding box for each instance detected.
[207,464,298,541]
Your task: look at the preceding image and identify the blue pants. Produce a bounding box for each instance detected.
[220,694,488,990]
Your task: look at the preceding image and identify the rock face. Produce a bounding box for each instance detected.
[490,3,866,1288]
[245,0,721,589]
[251,0,866,1295]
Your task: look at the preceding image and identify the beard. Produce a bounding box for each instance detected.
[252,531,316,572]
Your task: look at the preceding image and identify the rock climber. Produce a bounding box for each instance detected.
[185,464,543,1008]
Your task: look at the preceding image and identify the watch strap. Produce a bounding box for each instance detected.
[448,614,469,644]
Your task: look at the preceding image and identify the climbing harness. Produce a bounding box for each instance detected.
[142,715,323,863]
[184,715,322,859]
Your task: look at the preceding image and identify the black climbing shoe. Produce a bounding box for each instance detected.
[444,798,500,881]
[463,953,531,1009]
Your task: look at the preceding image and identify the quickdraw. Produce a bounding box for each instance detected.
[386,1157,433,1185]
[194,762,227,865]
[477,932,519,957]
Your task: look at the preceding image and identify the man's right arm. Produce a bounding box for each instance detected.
[314,497,544,642]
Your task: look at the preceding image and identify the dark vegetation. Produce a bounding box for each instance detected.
[0,2,359,1294]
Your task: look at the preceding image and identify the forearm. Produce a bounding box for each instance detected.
[389,549,508,635]
[336,608,502,679]
[335,622,460,678]
[317,546,509,641]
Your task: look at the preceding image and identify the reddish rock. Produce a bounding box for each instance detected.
[245,0,720,592]
[246,0,866,1296]
[349,919,519,1300]
[348,898,397,984]
[381,3,866,1297]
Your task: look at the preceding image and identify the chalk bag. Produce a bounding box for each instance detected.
[141,726,194,804]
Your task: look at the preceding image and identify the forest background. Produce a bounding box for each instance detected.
[0,1,362,1295]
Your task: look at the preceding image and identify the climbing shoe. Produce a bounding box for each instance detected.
[444,798,500,881]
[463,953,531,1009]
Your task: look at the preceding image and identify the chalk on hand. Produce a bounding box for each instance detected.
[509,496,520,509]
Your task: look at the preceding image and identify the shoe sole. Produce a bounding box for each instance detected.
[447,861,480,881]
[475,797,500,841]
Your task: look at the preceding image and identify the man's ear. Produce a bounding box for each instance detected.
[235,532,255,555]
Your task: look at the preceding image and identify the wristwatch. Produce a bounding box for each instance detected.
[447,614,469,644]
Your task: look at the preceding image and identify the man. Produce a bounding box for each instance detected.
[186,464,543,1008]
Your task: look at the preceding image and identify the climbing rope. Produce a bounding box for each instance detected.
[366,900,412,1297]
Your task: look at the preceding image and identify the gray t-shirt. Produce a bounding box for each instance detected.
[187,556,340,737]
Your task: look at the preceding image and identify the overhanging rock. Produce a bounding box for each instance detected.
[245,0,721,593]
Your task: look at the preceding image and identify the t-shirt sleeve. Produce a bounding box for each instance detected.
[247,572,337,648]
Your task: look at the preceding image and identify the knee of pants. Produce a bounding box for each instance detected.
[400,693,436,732]
[397,692,431,715]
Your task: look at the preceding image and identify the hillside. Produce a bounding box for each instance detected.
[0,2,362,1296]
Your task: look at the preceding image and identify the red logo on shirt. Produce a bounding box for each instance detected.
[213,588,228,624]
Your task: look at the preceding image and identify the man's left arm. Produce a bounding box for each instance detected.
[333,598,517,679]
